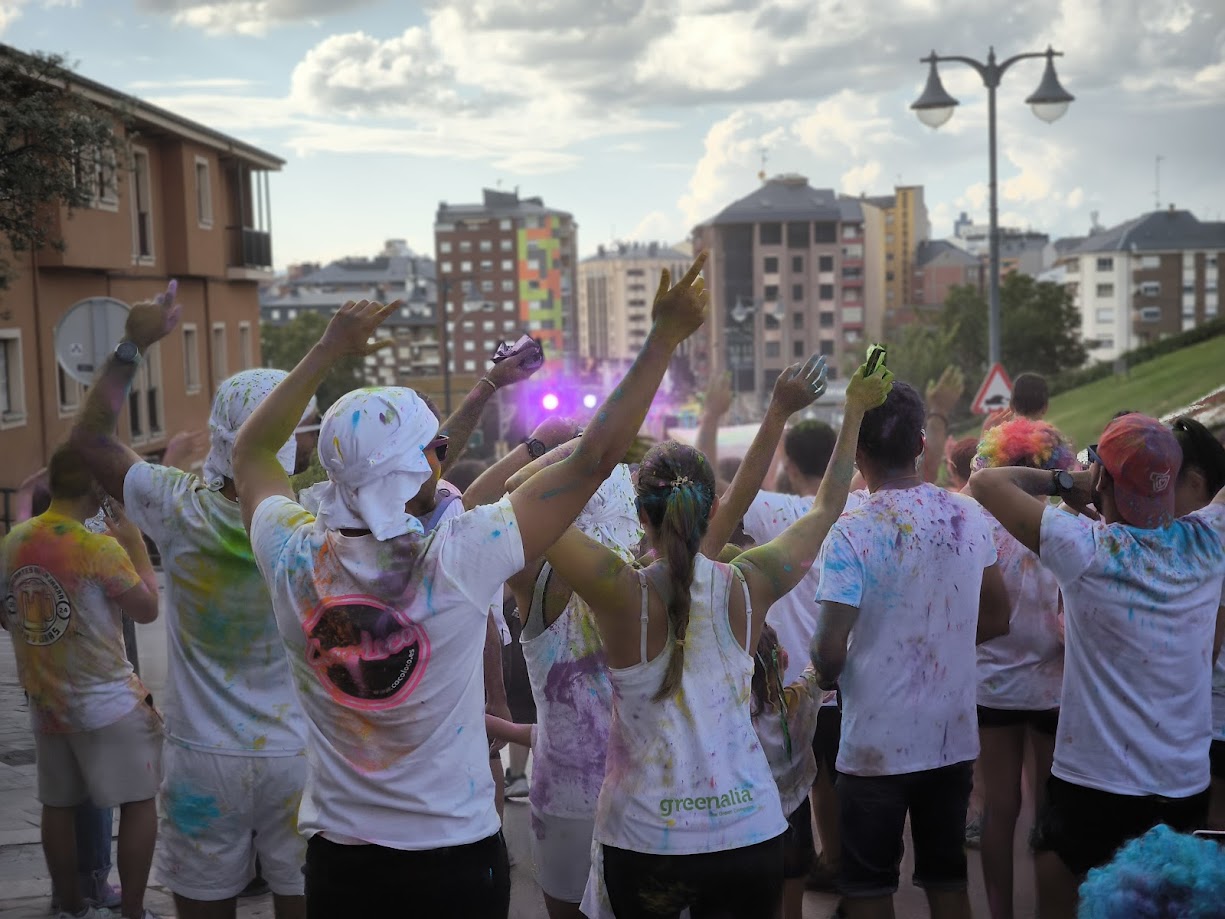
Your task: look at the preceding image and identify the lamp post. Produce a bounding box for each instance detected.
[911,46,1074,368]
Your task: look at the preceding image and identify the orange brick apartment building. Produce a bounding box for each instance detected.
[0,51,282,517]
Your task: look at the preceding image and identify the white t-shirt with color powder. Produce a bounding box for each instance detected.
[250,494,525,849]
[816,483,997,777]
[1039,503,1225,798]
[125,464,306,755]
[1,512,147,733]
[741,489,865,686]
[976,519,1063,711]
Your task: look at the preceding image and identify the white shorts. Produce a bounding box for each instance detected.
[156,741,307,900]
[529,808,596,904]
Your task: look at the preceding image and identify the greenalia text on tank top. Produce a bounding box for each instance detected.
[659,785,755,818]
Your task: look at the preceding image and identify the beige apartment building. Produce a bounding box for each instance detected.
[692,174,885,413]
[860,186,930,331]
[577,242,691,361]
[0,51,281,515]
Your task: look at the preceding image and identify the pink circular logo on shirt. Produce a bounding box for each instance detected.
[303,595,430,711]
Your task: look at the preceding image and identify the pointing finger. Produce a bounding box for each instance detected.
[655,269,670,303]
[678,250,708,288]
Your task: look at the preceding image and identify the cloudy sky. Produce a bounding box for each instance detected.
[3,0,1223,268]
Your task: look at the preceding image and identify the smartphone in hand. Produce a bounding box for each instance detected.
[865,343,888,375]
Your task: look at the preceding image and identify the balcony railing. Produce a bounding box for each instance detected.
[229,227,273,270]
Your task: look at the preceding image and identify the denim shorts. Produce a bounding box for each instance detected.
[836,761,973,898]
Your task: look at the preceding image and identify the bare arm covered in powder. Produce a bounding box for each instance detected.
[510,254,709,562]
[701,355,827,556]
[732,363,893,645]
[71,281,182,499]
[439,347,542,475]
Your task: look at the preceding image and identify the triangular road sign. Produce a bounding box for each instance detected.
[971,363,1013,415]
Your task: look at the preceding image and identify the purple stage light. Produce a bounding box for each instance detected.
[542,393,560,411]
[582,393,598,409]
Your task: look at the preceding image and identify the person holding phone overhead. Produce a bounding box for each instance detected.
[530,359,892,919]
[231,257,709,918]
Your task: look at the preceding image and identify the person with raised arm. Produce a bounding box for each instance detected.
[2,445,162,919]
[231,255,709,918]
[812,379,1010,919]
[70,283,313,919]
[531,361,891,919]
[969,412,1225,919]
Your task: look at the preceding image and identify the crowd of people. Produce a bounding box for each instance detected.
[2,254,1225,919]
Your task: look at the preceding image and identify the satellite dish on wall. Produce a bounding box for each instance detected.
[54,297,130,385]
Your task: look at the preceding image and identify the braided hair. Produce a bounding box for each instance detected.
[635,441,716,702]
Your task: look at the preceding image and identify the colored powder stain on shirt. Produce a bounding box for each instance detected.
[164,783,222,838]
[351,410,362,428]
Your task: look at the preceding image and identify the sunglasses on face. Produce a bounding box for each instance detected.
[424,435,449,463]
[1086,444,1102,467]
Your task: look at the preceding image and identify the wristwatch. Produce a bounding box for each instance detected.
[524,438,547,459]
[1049,470,1075,496]
[114,340,141,364]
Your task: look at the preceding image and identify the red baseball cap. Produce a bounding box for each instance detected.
[1093,413,1181,528]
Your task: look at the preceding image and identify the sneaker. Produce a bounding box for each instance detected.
[505,773,529,799]
[88,870,122,910]
[56,907,118,919]
[965,816,983,849]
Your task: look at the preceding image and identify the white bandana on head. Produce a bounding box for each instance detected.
[203,369,299,491]
[576,464,643,559]
[315,387,439,541]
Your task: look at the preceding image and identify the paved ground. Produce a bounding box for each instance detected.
[0,602,1036,918]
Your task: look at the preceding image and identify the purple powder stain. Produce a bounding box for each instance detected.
[533,651,612,810]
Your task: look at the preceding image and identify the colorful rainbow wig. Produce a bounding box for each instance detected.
[972,417,1076,472]
[1077,824,1225,919]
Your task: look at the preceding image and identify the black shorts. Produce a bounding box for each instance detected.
[602,834,784,918]
[976,706,1059,736]
[1211,740,1225,780]
[812,705,842,779]
[783,797,815,879]
[836,761,973,898]
[1031,775,1210,877]
[305,831,510,918]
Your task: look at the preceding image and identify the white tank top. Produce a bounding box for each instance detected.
[520,562,614,819]
[595,555,787,855]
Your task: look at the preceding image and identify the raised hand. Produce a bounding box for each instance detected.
[1060,469,1100,521]
[847,361,894,412]
[487,343,544,389]
[319,299,401,358]
[771,354,828,415]
[926,365,964,416]
[125,279,183,350]
[651,251,709,346]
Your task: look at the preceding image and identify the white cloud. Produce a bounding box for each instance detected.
[128,0,1225,242]
[840,161,883,196]
[129,77,256,90]
[0,0,30,35]
[289,28,459,114]
[137,0,379,36]
[627,209,679,242]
